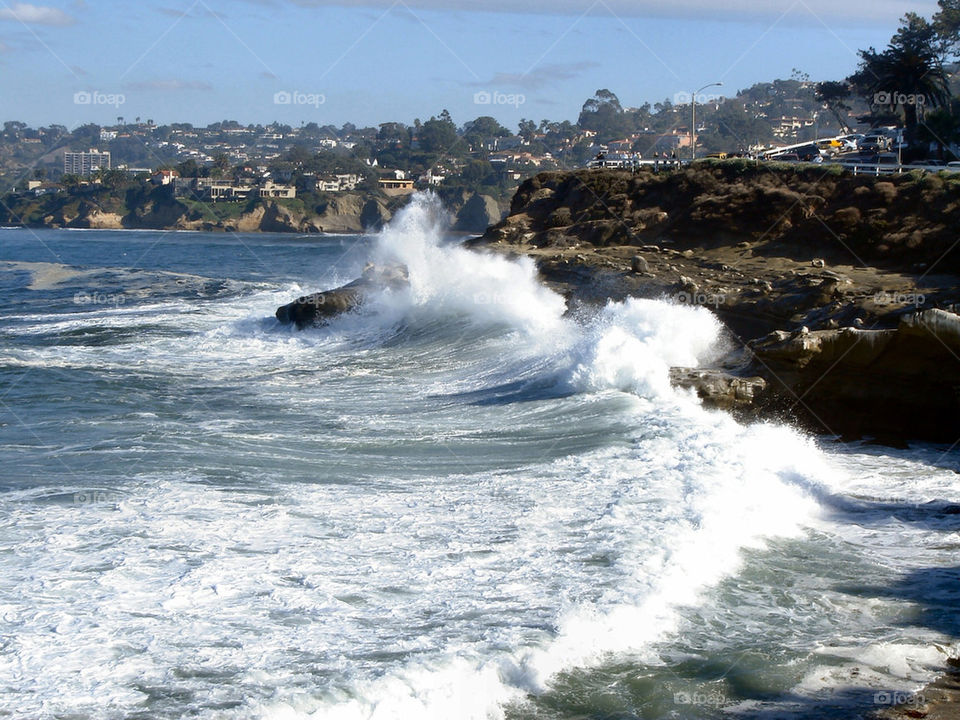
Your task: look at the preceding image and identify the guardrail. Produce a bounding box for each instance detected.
[586,157,959,176]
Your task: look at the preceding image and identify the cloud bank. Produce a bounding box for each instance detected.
[284,0,937,25]
[0,3,75,26]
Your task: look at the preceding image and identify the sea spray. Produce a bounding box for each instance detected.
[248,195,833,717]
[2,219,949,720]
[371,193,568,341]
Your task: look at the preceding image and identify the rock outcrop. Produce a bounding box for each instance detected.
[478,163,960,273]
[748,308,960,441]
[669,368,767,415]
[454,193,502,233]
[275,263,409,329]
[471,162,960,442]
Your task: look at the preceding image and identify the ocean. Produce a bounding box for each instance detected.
[1,194,958,719]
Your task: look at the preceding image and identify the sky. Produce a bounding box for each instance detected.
[0,0,943,131]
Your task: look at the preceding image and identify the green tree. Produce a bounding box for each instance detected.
[849,13,952,151]
[933,0,960,57]
[815,81,853,131]
[418,113,458,155]
[463,116,510,145]
[577,89,633,141]
[918,103,960,158]
[377,122,410,149]
[211,153,231,177]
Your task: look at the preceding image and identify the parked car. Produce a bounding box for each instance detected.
[858,135,891,153]
[839,134,863,151]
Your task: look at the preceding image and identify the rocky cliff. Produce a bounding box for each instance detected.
[473,162,960,443]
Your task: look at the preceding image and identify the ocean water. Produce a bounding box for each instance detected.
[0,195,958,720]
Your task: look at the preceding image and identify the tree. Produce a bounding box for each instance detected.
[933,0,960,57]
[175,159,202,178]
[848,13,951,151]
[212,153,231,177]
[517,119,537,142]
[418,114,458,155]
[578,89,633,141]
[815,81,853,131]
[463,116,510,140]
[918,103,960,158]
[377,122,410,149]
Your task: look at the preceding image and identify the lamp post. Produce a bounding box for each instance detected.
[691,82,722,161]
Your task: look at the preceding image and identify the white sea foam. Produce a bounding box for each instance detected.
[1,196,957,719]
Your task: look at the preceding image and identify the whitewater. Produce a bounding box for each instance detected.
[0,195,957,719]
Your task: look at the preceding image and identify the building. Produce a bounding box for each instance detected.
[419,168,445,186]
[151,169,180,186]
[377,177,415,196]
[195,178,254,200]
[316,174,360,193]
[259,181,296,199]
[64,149,111,175]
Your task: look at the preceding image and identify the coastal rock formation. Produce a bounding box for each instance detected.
[453,193,502,233]
[275,263,409,329]
[749,309,960,441]
[361,198,392,230]
[471,163,960,442]
[669,368,767,414]
[478,163,960,273]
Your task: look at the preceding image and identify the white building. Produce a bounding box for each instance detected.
[64,149,111,175]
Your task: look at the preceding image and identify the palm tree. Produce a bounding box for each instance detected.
[849,13,951,152]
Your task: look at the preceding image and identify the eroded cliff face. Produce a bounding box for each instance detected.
[53,195,393,234]
[479,163,960,273]
[471,163,960,442]
[748,309,960,442]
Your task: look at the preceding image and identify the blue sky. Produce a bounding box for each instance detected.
[0,0,942,131]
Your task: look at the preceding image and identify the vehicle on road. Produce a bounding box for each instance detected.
[858,135,891,153]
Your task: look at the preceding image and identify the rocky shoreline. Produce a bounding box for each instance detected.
[469,163,960,445]
[461,162,960,718]
[1,186,505,235]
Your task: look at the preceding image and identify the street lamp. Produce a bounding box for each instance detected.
[691,82,722,161]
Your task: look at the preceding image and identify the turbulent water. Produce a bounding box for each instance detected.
[1,195,958,720]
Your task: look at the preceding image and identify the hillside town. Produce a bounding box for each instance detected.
[2,67,959,228]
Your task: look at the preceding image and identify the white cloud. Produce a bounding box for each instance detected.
[123,79,214,92]
[286,0,937,25]
[0,3,76,26]
[470,61,600,90]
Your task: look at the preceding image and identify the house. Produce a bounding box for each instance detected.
[316,173,360,193]
[151,169,180,186]
[259,180,296,199]
[378,177,416,196]
[195,178,254,200]
[419,168,445,186]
